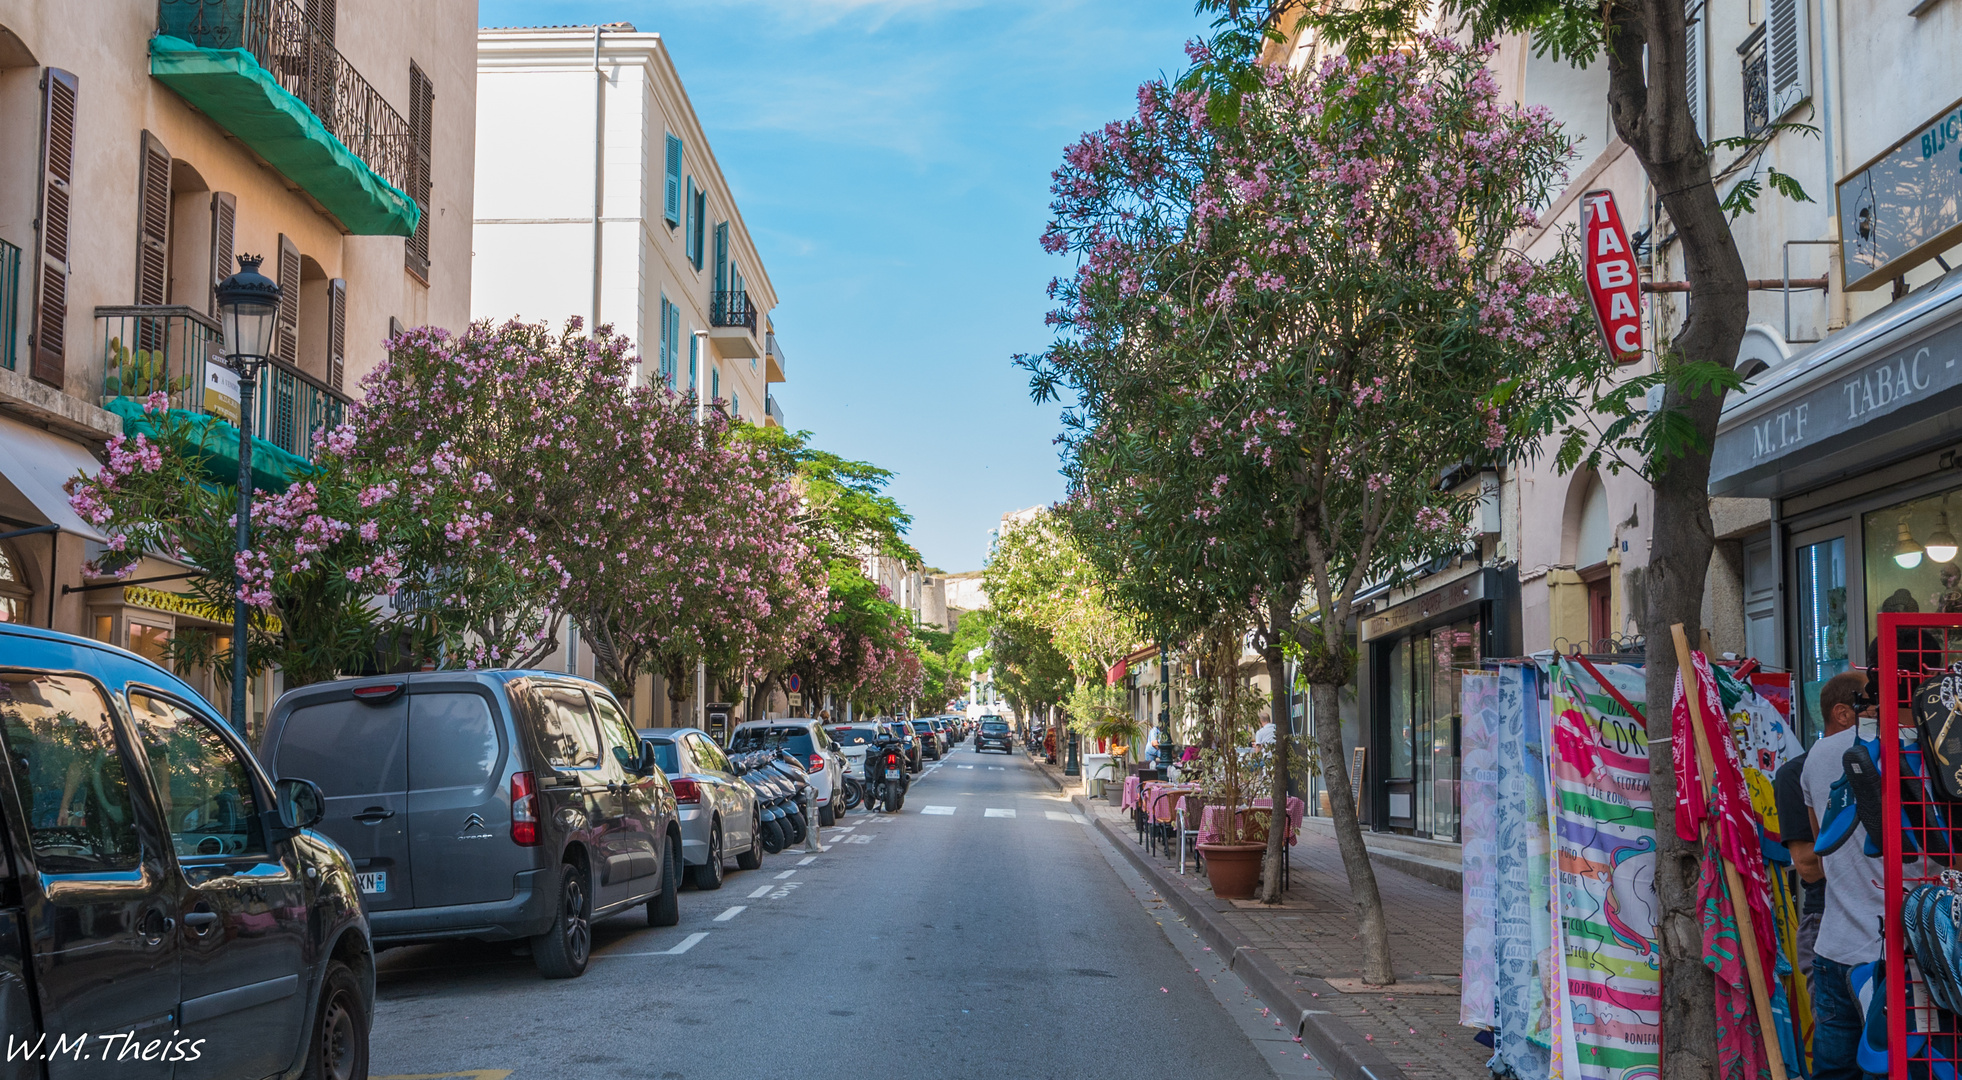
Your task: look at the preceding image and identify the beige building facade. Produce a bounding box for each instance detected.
[0,0,475,724]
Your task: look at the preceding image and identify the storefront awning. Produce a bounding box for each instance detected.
[0,414,107,543]
[1710,267,1962,499]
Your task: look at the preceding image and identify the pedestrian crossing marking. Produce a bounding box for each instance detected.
[922,805,957,815]
[1045,811,1089,823]
[984,808,1016,818]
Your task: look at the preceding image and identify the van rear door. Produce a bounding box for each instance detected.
[406,685,519,908]
[270,687,414,910]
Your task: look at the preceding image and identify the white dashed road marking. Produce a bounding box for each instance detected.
[774,869,797,879]
[797,856,818,865]
[713,906,746,922]
[747,885,772,898]
[957,765,974,769]
[985,808,1016,818]
[599,931,708,958]
[987,766,1004,771]
[922,805,957,815]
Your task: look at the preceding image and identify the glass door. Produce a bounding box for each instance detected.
[1791,524,1854,742]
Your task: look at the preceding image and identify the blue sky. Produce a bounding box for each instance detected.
[479,0,1210,572]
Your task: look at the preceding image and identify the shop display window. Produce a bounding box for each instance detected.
[1864,485,1962,666]
[128,622,173,671]
[1794,536,1848,742]
[1379,619,1479,840]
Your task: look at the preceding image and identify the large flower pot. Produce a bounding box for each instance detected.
[1198,842,1266,899]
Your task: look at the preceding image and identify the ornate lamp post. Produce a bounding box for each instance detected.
[213,254,282,733]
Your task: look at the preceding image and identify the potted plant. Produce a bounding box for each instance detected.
[1189,620,1266,899]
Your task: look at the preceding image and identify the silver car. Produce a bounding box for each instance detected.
[639,726,761,888]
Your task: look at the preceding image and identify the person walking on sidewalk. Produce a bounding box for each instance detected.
[1775,691,1855,978]
[1801,670,1885,1080]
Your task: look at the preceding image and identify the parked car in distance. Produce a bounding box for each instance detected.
[262,670,683,980]
[824,723,884,776]
[639,726,762,888]
[884,719,924,772]
[976,715,1014,753]
[912,718,943,760]
[931,716,957,747]
[1,624,372,1080]
[729,719,846,825]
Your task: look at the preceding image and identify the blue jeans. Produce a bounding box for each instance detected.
[1811,955,1883,1080]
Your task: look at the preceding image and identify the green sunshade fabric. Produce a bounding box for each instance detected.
[149,35,420,237]
[106,398,314,494]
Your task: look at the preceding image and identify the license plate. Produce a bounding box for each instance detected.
[356,871,387,895]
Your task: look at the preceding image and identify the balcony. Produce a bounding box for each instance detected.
[152,0,420,235]
[708,290,759,358]
[1740,25,1769,138]
[764,392,785,429]
[764,329,786,384]
[96,305,352,483]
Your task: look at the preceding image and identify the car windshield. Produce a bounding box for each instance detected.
[646,739,679,775]
[828,726,880,746]
[982,721,1008,732]
[731,726,816,756]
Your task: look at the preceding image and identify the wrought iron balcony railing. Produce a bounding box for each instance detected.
[97,305,352,462]
[1740,24,1770,138]
[711,290,758,333]
[158,0,414,193]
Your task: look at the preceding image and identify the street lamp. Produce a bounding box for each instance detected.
[214,254,282,733]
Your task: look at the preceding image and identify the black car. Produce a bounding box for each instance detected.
[976,715,1014,753]
[0,624,370,1080]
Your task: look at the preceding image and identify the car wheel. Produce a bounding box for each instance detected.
[533,863,592,978]
[648,839,681,927]
[299,959,368,1080]
[690,824,726,890]
[820,802,836,827]
[737,814,764,870]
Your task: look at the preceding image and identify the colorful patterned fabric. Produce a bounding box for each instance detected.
[1492,664,1554,1080]
[1462,669,1504,1028]
[1549,659,1660,1080]
[1699,846,1775,1080]
[1673,654,1779,988]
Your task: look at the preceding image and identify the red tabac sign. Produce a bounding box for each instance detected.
[1582,189,1643,362]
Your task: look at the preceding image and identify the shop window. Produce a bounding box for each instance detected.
[1863,487,1962,657]
[129,622,172,671]
[0,541,27,623]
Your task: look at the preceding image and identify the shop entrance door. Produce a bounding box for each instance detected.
[1790,523,1856,742]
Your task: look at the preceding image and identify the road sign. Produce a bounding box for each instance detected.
[1582,189,1642,363]
[787,673,802,692]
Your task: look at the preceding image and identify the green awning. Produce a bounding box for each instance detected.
[149,35,420,237]
[105,398,314,494]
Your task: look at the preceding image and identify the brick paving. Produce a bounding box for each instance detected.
[1064,775,1489,1080]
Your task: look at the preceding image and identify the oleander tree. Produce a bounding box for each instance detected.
[1022,36,1597,965]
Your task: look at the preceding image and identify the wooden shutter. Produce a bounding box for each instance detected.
[208,191,236,317]
[713,223,728,296]
[405,62,433,282]
[30,68,78,388]
[664,134,682,226]
[669,303,681,376]
[692,186,706,268]
[658,295,670,382]
[136,131,172,306]
[1683,1,1705,143]
[326,277,346,391]
[1765,0,1809,119]
[276,234,301,366]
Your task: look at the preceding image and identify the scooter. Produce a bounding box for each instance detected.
[863,738,909,812]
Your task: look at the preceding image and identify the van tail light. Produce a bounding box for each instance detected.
[671,778,701,805]
[511,772,539,847]
[808,754,825,772]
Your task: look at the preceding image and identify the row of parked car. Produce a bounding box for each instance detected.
[0,621,979,1080]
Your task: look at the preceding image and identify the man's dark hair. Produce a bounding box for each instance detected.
[1820,670,1869,720]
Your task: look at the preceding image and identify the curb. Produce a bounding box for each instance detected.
[1075,794,1410,1080]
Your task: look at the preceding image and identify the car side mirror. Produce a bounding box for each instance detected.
[276,778,326,830]
[621,742,657,776]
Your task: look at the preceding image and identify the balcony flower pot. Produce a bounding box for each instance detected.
[1198,842,1265,900]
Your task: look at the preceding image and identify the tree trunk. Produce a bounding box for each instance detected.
[1259,640,1292,904]
[1311,680,1394,984]
[1599,2,1749,1067]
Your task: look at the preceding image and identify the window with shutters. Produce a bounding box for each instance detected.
[688,332,697,390]
[667,303,681,382]
[1763,0,1809,120]
[690,186,706,270]
[664,134,683,227]
[405,62,433,283]
[685,177,697,268]
[1685,0,1707,143]
[208,192,236,318]
[276,235,301,368]
[30,68,78,388]
[658,294,673,385]
[326,278,347,392]
[136,132,172,308]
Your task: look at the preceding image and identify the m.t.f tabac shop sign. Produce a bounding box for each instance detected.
[1840,95,1962,291]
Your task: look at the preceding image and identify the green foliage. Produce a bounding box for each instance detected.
[105,337,191,399]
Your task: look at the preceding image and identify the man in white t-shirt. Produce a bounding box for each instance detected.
[1801,670,1888,1080]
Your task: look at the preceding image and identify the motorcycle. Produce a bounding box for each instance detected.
[863,739,909,812]
[731,750,810,853]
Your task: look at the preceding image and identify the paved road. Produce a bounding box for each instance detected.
[367,742,1325,1080]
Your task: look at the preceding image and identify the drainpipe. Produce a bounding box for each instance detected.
[590,24,607,336]
[1817,0,1848,329]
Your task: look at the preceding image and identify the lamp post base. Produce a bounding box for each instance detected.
[1064,735,1081,777]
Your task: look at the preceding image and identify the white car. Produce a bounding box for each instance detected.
[729,719,849,825]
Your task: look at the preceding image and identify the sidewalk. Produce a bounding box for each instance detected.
[1029,755,1487,1080]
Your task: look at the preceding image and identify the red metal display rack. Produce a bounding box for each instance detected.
[1881,612,1962,1080]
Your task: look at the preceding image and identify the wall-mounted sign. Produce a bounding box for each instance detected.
[1839,94,1962,292]
[1582,190,1643,362]
[202,356,241,425]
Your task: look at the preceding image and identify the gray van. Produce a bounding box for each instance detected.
[261,670,682,979]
